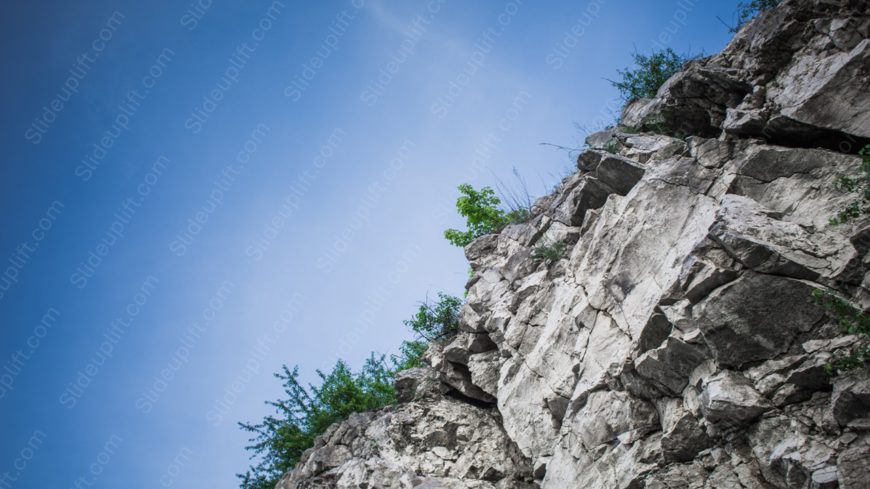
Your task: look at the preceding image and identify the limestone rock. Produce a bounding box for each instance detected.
[700,371,772,427]
[277,376,534,489]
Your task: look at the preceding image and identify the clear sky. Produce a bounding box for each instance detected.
[1,1,743,487]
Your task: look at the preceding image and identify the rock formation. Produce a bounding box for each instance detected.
[278,1,870,487]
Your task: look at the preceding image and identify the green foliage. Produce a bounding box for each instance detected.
[813,289,869,374]
[830,145,870,225]
[391,340,428,371]
[610,48,690,102]
[238,292,466,487]
[444,184,528,247]
[619,124,642,134]
[603,139,620,154]
[531,240,565,263]
[404,292,462,342]
[238,357,397,489]
[733,0,780,31]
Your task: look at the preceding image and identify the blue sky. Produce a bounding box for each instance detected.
[0,1,743,487]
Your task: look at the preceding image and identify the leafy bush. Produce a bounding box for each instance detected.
[404,292,462,341]
[610,48,690,102]
[531,240,565,263]
[392,339,428,371]
[444,184,528,247]
[238,356,397,489]
[830,145,870,225]
[813,290,869,373]
[238,293,464,488]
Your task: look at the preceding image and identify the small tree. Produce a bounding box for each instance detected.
[444,184,512,247]
[391,339,429,371]
[404,293,462,341]
[238,356,396,489]
[610,48,690,102]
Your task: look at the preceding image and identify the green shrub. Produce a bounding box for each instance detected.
[610,48,690,102]
[830,145,870,225]
[444,184,528,247]
[813,290,869,374]
[603,139,620,154]
[238,292,466,488]
[531,240,565,263]
[808,144,870,376]
[238,356,397,489]
[404,292,462,341]
[391,340,428,371]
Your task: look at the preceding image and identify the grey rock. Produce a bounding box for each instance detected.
[700,371,772,427]
[634,336,709,395]
[695,272,826,367]
[569,390,659,449]
[577,150,646,195]
[277,391,535,489]
[838,442,870,489]
[830,372,870,427]
[658,398,712,462]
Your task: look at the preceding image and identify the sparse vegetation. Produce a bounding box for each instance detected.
[494,167,535,223]
[444,184,530,247]
[531,240,565,263]
[238,357,397,489]
[392,339,429,371]
[830,145,870,225]
[404,292,462,341]
[239,293,463,487]
[813,290,869,374]
[733,0,780,32]
[609,48,691,103]
[808,144,870,376]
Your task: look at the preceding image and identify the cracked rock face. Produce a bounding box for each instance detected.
[276,368,535,489]
[279,1,869,487]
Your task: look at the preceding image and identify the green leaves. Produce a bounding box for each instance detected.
[813,290,869,374]
[238,293,464,488]
[238,357,397,489]
[391,340,428,371]
[237,289,465,488]
[403,293,462,342]
[531,240,565,263]
[444,184,522,247]
[610,48,689,102]
[830,145,870,225]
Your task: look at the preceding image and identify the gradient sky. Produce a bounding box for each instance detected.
[1,1,744,487]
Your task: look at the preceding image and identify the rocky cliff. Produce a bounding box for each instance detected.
[278,1,870,487]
